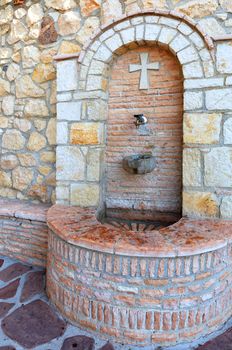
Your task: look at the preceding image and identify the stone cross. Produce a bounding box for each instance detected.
[129,52,160,90]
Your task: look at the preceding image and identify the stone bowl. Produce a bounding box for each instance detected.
[122,153,156,174]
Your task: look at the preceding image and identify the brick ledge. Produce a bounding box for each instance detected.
[0,199,50,223]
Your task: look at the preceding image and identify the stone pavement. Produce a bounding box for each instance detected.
[0,255,230,350]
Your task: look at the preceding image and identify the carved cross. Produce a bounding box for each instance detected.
[129,52,160,90]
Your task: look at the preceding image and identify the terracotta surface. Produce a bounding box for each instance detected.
[47,205,232,257]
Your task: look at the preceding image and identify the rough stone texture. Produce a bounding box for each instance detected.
[224,118,232,144]
[0,263,31,282]
[0,303,14,319]
[38,16,58,45]
[217,42,232,74]
[70,123,103,145]
[2,300,66,348]
[0,280,19,299]
[183,149,202,187]
[183,192,219,218]
[71,183,100,206]
[2,130,25,151]
[204,148,232,187]
[176,0,219,18]
[20,271,44,302]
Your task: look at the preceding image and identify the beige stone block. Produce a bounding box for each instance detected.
[32,63,56,83]
[27,132,47,151]
[22,45,40,68]
[12,167,34,191]
[16,75,45,98]
[0,171,12,188]
[57,146,85,181]
[18,154,36,167]
[0,188,16,199]
[0,155,18,170]
[183,191,219,218]
[0,5,13,25]
[39,165,53,176]
[101,0,123,25]
[58,11,81,36]
[40,151,56,163]
[87,148,102,181]
[7,19,28,45]
[45,0,76,11]
[34,119,46,132]
[176,0,218,18]
[46,119,56,145]
[204,148,232,187]
[6,63,20,81]
[76,17,100,45]
[183,149,202,187]
[58,41,81,55]
[142,0,167,8]
[25,99,49,118]
[0,117,8,128]
[70,122,104,145]
[87,100,108,121]
[184,113,222,144]
[28,184,48,203]
[71,183,100,207]
[220,0,232,12]
[80,0,101,16]
[26,3,44,26]
[2,130,25,150]
[2,96,15,116]
[0,78,10,97]
[14,119,32,133]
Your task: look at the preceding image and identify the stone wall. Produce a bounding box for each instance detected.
[0,0,232,207]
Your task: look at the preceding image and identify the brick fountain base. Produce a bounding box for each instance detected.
[47,205,232,347]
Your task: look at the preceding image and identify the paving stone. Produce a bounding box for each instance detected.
[0,263,32,282]
[0,347,16,350]
[99,343,115,350]
[61,336,95,350]
[2,300,66,348]
[197,328,232,349]
[0,303,14,318]
[0,280,19,299]
[20,271,45,302]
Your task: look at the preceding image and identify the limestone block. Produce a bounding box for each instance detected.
[184,113,222,144]
[144,25,160,42]
[158,27,177,45]
[18,154,36,167]
[32,63,56,83]
[169,34,189,53]
[56,186,69,201]
[14,119,32,133]
[58,11,81,36]
[26,3,44,26]
[0,78,10,96]
[0,117,8,128]
[57,60,78,92]
[29,22,41,39]
[206,88,232,110]
[199,18,225,36]
[183,61,203,79]
[46,119,56,145]
[7,19,28,45]
[76,17,100,45]
[87,100,108,120]
[28,184,48,203]
[57,122,68,144]
[80,0,101,16]
[86,76,103,91]
[185,78,224,90]
[183,191,219,218]
[177,46,198,64]
[176,0,218,18]
[204,148,232,187]
[94,45,112,62]
[87,148,102,181]
[6,63,20,81]
[184,91,203,110]
[0,48,12,59]
[45,0,76,10]
[15,75,45,98]
[40,151,56,163]
[71,183,100,207]
[15,8,26,19]
[183,149,202,187]
[57,102,81,121]
[105,34,123,52]
[0,171,12,188]
[2,96,15,116]
[2,130,25,150]
[221,197,232,219]
[0,5,13,25]
[0,155,18,170]
[219,0,232,12]
[25,99,49,118]
[12,167,34,191]
[101,0,123,25]
[0,24,10,36]
[22,46,40,68]
[224,118,232,144]
[70,122,104,145]
[142,0,167,8]
[27,132,47,152]
[58,41,81,55]
[56,146,85,181]
[216,42,232,74]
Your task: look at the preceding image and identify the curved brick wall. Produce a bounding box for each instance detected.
[47,205,232,346]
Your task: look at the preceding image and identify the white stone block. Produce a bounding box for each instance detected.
[159,27,177,45]
[206,88,232,110]
[226,76,232,86]
[224,118,232,144]
[177,46,198,64]
[57,93,72,102]
[170,34,190,53]
[183,61,204,78]
[57,60,78,92]
[57,122,68,144]
[89,60,107,75]
[120,27,135,44]
[178,22,193,36]
[56,186,69,201]
[184,78,224,90]
[184,91,203,110]
[57,101,81,121]
[105,33,123,52]
[94,44,112,62]
[114,20,130,31]
[131,17,144,25]
[99,29,115,42]
[57,146,85,181]
[204,148,232,187]
[189,32,205,49]
[183,149,202,187]
[144,24,160,41]
[86,75,102,91]
[221,197,232,219]
[145,16,159,24]
[135,24,144,41]
[159,17,180,28]
[217,42,232,74]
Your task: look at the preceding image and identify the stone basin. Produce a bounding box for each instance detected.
[122,153,156,174]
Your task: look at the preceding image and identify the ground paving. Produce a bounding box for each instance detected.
[0,256,230,350]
